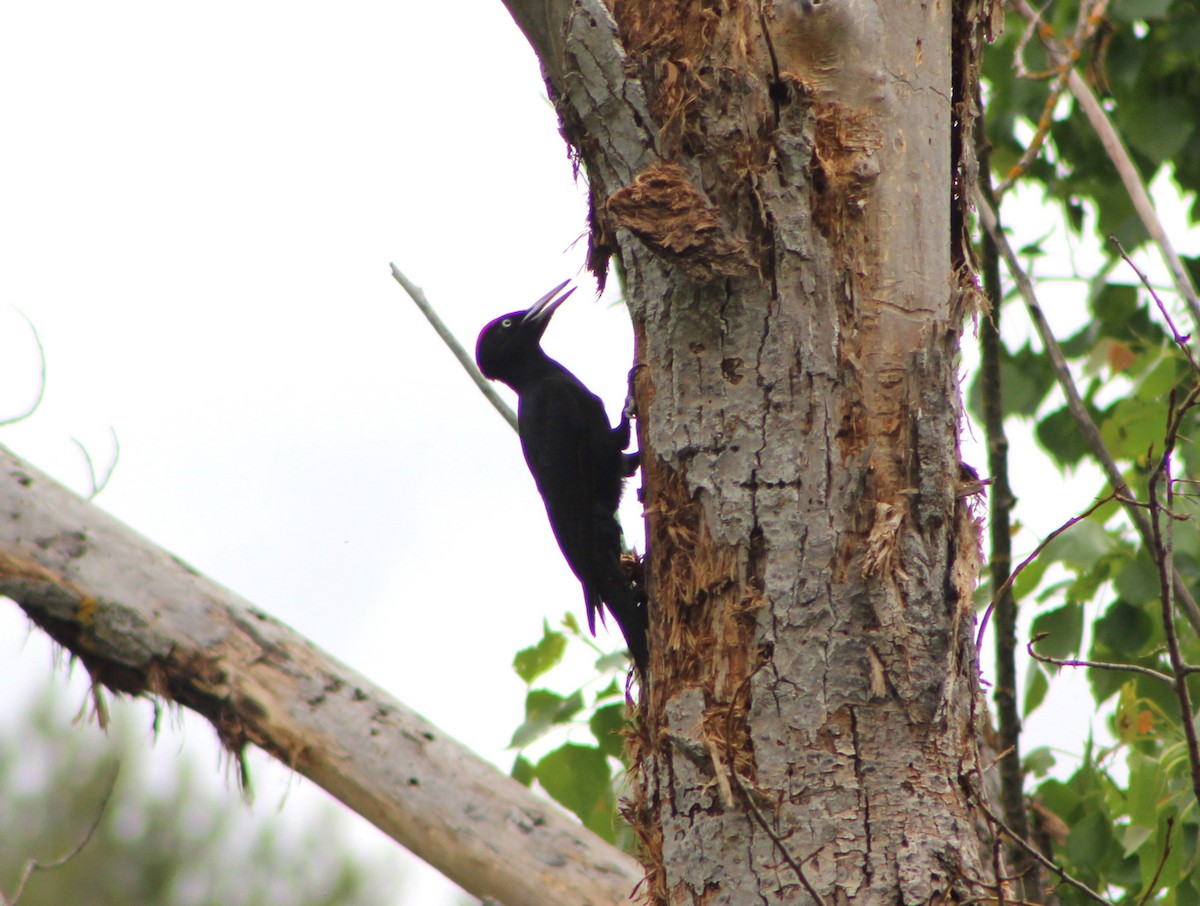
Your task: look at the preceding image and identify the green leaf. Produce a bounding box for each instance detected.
[1126,750,1165,830]
[513,621,567,684]
[1178,875,1200,906]
[1065,809,1117,873]
[594,679,622,702]
[595,649,632,672]
[1006,344,1055,412]
[1122,97,1196,166]
[1089,653,1129,706]
[967,343,1057,422]
[510,688,584,748]
[1114,549,1164,606]
[1113,681,1146,743]
[1042,519,1121,570]
[1036,777,1082,825]
[1036,405,1093,468]
[1092,284,1141,341]
[1120,822,1154,859]
[1059,324,1097,358]
[1024,746,1056,778]
[1141,811,1181,894]
[1111,0,1173,20]
[589,703,629,760]
[1133,353,1181,402]
[535,744,615,841]
[1065,554,1114,605]
[556,690,584,721]
[1031,603,1084,659]
[1024,662,1050,715]
[1012,554,1050,600]
[1099,395,1168,461]
[511,754,535,786]
[1095,600,1154,656]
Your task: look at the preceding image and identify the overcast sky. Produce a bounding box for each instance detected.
[2,3,1196,904]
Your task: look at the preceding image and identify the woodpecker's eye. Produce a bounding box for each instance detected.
[501,318,513,328]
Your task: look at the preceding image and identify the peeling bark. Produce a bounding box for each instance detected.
[502,0,1001,902]
[0,446,640,906]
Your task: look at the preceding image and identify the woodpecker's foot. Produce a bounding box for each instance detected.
[623,362,645,423]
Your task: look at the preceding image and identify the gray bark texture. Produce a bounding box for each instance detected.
[0,447,640,906]
[502,0,1001,903]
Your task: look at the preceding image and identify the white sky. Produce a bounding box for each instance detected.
[1,3,1196,905]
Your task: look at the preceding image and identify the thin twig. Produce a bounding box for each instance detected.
[0,308,48,427]
[1,763,120,906]
[1026,634,1175,684]
[974,188,1200,635]
[719,674,827,906]
[1149,393,1200,806]
[976,494,1118,653]
[998,0,1109,194]
[727,768,828,906]
[975,798,1116,906]
[1110,237,1199,372]
[389,263,518,433]
[1135,816,1173,906]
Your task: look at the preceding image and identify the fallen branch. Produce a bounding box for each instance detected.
[0,444,639,906]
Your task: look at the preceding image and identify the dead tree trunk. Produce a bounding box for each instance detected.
[504,0,998,903]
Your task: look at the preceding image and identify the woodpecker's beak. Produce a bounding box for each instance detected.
[523,279,575,326]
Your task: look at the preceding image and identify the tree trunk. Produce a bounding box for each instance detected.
[505,0,998,903]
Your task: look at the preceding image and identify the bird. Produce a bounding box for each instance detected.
[475,279,648,674]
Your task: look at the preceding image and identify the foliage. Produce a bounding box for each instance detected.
[973,0,1200,901]
[508,618,636,848]
[0,684,398,906]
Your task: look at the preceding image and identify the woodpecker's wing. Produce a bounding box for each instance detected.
[517,368,614,629]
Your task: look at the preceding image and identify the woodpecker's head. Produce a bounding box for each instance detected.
[475,279,575,386]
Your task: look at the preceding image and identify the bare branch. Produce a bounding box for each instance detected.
[975,797,1116,906]
[1026,634,1175,684]
[389,264,518,433]
[1148,395,1200,805]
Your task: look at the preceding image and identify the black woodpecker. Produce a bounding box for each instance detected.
[475,280,648,674]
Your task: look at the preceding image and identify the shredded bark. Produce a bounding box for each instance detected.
[610,0,754,156]
[626,439,764,904]
[807,100,882,243]
[608,163,755,282]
